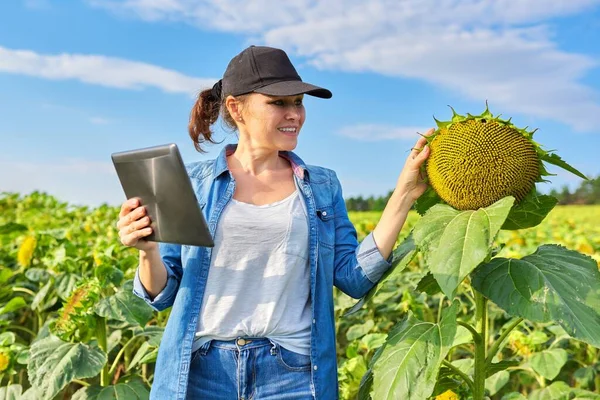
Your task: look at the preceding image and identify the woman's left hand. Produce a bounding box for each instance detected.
[393,128,434,207]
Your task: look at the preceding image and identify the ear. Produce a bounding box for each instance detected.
[225,95,243,121]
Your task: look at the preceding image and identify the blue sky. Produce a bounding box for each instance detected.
[1,0,599,207]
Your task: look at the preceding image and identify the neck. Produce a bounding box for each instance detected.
[228,139,284,176]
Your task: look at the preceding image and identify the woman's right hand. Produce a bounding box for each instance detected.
[117,197,158,252]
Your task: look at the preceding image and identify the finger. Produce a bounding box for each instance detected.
[410,128,434,158]
[119,197,140,218]
[121,216,150,236]
[122,227,153,247]
[413,144,430,167]
[117,205,147,230]
[130,216,151,232]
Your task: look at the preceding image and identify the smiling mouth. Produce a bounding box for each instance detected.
[278,127,298,133]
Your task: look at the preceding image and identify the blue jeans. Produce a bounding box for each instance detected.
[187,338,314,399]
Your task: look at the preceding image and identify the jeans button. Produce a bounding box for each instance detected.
[237,338,246,346]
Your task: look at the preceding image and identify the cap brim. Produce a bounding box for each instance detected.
[254,80,332,99]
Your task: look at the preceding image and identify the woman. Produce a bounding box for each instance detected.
[117,45,431,400]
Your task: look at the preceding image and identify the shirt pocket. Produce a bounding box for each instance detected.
[316,205,335,249]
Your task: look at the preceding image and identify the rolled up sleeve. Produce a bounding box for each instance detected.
[132,242,183,312]
[356,231,393,284]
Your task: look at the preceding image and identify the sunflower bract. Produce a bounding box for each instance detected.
[426,107,541,210]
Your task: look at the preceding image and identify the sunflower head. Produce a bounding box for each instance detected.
[425,104,587,210]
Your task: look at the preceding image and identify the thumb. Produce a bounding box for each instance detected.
[413,145,430,167]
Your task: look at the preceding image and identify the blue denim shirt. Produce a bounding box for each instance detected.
[133,144,392,399]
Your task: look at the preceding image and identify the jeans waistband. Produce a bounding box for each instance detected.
[200,337,275,352]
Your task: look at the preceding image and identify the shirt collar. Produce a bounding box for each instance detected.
[213,143,308,180]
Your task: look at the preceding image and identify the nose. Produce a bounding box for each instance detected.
[286,105,302,121]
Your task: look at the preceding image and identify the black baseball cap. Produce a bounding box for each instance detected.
[220,45,332,99]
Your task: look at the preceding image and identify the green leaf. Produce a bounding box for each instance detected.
[94,281,153,327]
[413,197,514,297]
[540,152,588,180]
[347,320,375,341]
[486,359,520,378]
[0,223,28,235]
[127,342,152,372]
[107,330,122,354]
[27,336,107,400]
[530,349,568,380]
[431,372,461,398]
[358,369,373,400]
[94,265,125,287]
[502,194,557,230]
[414,187,442,216]
[0,297,27,315]
[571,388,600,399]
[415,272,441,296]
[31,281,52,311]
[574,366,595,389]
[72,377,149,400]
[371,301,459,400]
[15,348,29,364]
[20,387,41,400]
[55,273,81,300]
[138,347,158,364]
[451,325,472,348]
[0,384,23,400]
[0,268,13,284]
[140,326,164,347]
[501,393,527,400]
[345,235,416,316]
[528,381,571,400]
[472,245,600,348]
[361,333,387,353]
[25,268,50,282]
[339,356,368,399]
[529,331,549,345]
[485,370,510,396]
[0,332,15,346]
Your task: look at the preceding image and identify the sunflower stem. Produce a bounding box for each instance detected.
[95,315,109,387]
[473,291,488,400]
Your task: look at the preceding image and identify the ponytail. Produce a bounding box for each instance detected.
[188,80,246,152]
[188,88,222,153]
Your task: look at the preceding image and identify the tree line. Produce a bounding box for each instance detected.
[345,175,600,211]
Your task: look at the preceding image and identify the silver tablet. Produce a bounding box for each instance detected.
[111,143,214,247]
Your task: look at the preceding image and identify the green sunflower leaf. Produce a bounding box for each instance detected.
[472,245,600,348]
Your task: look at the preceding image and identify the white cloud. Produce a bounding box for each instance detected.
[337,125,428,142]
[0,46,217,95]
[0,158,125,207]
[87,0,600,132]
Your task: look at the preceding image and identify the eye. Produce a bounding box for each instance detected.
[294,99,303,106]
[271,100,285,106]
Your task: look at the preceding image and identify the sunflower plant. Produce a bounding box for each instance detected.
[350,105,600,400]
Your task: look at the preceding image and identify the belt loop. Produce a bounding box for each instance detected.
[268,339,277,355]
[199,339,212,356]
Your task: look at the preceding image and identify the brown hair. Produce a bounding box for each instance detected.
[188,89,246,153]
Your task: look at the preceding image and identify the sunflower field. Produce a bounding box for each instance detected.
[0,191,599,399]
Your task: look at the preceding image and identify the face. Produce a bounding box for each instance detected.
[236,93,306,151]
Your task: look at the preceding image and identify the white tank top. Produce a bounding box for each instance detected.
[193,178,312,355]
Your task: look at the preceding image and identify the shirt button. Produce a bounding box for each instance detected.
[322,211,327,216]
[312,319,316,324]
[313,365,318,371]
